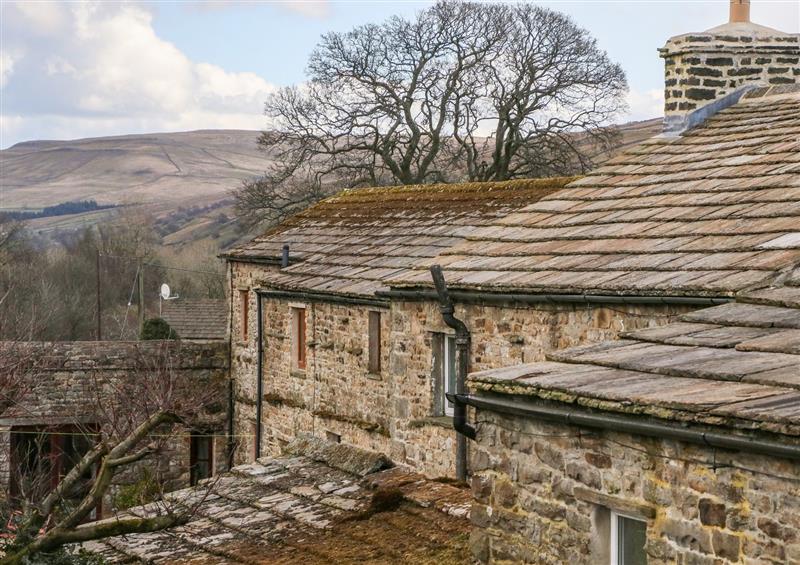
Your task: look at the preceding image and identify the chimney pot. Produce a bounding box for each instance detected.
[730,0,750,23]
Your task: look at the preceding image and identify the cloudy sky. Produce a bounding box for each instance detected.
[1,0,798,148]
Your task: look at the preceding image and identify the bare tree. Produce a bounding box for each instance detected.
[0,342,224,564]
[233,0,627,228]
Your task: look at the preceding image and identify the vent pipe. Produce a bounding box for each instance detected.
[281,244,290,268]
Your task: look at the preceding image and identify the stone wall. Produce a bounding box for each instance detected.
[0,339,230,511]
[231,261,694,477]
[659,30,799,132]
[469,409,800,564]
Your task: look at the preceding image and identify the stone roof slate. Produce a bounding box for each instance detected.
[390,86,800,297]
[82,437,471,564]
[223,178,573,297]
[160,298,227,340]
[228,86,800,299]
[468,280,800,436]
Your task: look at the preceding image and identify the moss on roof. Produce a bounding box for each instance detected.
[273,176,579,229]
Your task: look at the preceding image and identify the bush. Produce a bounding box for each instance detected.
[140,318,178,340]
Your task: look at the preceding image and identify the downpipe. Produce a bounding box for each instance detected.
[255,293,264,459]
[430,265,476,482]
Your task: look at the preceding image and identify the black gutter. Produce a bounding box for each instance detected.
[430,265,476,482]
[256,288,389,309]
[220,254,278,264]
[380,288,732,307]
[454,392,800,462]
[255,293,264,459]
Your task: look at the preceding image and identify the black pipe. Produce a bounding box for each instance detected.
[430,265,476,482]
[456,392,800,462]
[255,292,264,459]
[281,245,290,268]
[380,288,732,307]
[226,262,235,470]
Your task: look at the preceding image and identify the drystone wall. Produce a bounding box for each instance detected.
[469,409,800,564]
[231,261,694,477]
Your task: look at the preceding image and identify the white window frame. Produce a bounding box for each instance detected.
[443,335,456,417]
[610,511,647,565]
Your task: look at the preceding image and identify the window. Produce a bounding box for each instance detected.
[292,307,307,370]
[10,425,97,517]
[368,311,381,374]
[239,290,249,341]
[433,334,457,417]
[611,512,647,565]
[190,433,213,486]
[325,431,341,444]
[250,422,258,461]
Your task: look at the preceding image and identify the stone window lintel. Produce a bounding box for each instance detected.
[573,486,656,521]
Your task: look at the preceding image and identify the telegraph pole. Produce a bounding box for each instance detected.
[138,263,146,337]
[95,250,102,341]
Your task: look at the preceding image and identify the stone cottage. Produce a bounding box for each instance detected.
[0,340,229,516]
[223,0,799,484]
[222,177,705,479]
[463,277,800,564]
[448,6,800,565]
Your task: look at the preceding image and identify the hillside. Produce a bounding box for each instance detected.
[0,119,662,247]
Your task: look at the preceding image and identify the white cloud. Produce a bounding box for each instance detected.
[186,1,331,19]
[0,51,17,89]
[1,1,275,147]
[278,1,330,19]
[625,88,664,122]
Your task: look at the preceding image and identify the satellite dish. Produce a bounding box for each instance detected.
[160,284,171,300]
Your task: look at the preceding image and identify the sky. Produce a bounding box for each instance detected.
[1,0,798,148]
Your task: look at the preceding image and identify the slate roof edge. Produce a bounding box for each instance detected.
[379,287,735,306]
[457,391,800,457]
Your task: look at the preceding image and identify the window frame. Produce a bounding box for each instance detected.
[239,289,249,342]
[443,335,456,416]
[610,510,647,565]
[189,432,214,486]
[291,306,307,371]
[368,311,381,374]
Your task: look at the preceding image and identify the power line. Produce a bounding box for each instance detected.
[99,253,226,277]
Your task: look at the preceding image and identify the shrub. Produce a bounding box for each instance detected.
[140,318,178,340]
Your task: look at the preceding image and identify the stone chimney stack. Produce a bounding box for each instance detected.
[659,0,799,134]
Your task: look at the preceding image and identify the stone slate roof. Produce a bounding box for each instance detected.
[222,178,574,297]
[228,86,800,300]
[469,276,800,436]
[390,85,800,297]
[83,437,471,564]
[161,298,227,340]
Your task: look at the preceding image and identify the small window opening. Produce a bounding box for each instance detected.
[250,422,258,461]
[611,512,647,565]
[368,311,381,374]
[239,290,249,341]
[325,431,341,444]
[190,432,213,486]
[433,334,457,417]
[292,307,307,370]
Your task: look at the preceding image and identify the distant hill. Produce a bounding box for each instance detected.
[0,129,269,247]
[1,129,266,209]
[0,119,662,247]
